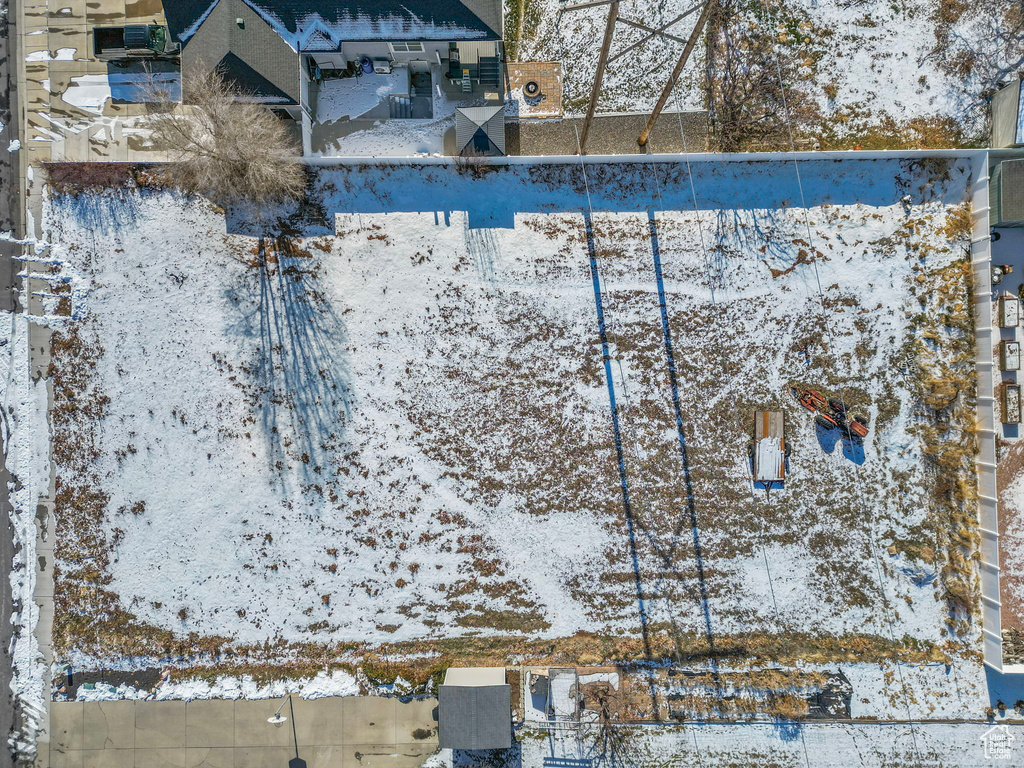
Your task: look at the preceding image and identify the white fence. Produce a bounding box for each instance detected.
[969,152,1012,672]
[303,147,991,167]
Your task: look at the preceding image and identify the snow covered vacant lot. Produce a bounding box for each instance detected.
[44,158,978,689]
[515,0,1019,146]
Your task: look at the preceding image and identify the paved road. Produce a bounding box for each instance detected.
[1,0,21,764]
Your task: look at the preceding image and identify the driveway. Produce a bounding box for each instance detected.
[47,696,439,768]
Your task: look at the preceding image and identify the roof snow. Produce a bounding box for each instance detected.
[168,0,501,49]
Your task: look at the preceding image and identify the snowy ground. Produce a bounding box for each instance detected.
[0,307,53,749]
[310,67,466,157]
[516,0,1017,144]
[41,159,979,705]
[510,720,1024,768]
[315,71,408,122]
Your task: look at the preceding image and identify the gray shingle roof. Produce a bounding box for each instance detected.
[438,684,511,750]
[456,106,505,156]
[167,1,502,45]
[182,0,300,104]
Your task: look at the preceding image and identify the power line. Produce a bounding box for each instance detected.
[642,85,815,766]
[551,16,708,765]
[755,0,924,761]
[566,15,814,759]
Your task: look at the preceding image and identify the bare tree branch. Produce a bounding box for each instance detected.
[145,66,305,206]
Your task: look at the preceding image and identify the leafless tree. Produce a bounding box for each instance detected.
[579,684,646,768]
[927,0,1024,128]
[145,66,304,206]
[705,0,815,152]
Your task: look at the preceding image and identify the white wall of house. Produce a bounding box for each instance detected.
[338,41,434,64]
[299,55,313,155]
[330,41,499,68]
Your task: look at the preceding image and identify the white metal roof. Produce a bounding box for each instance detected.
[755,437,785,482]
[443,666,506,686]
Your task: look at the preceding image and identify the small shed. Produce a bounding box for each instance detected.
[1002,340,1022,372]
[1000,295,1021,328]
[1004,384,1022,424]
[990,159,1024,227]
[753,410,786,483]
[438,667,511,751]
[455,106,506,157]
[991,78,1023,149]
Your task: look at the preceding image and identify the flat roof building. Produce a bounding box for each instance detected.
[991,77,1024,149]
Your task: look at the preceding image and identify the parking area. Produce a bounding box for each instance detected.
[19,0,173,165]
[46,697,438,768]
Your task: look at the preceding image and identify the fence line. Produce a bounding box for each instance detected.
[301,148,993,167]
[968,152,1007,672]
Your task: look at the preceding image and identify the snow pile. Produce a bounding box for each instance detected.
[60,72,181,115]
[25,48,76,62]
[315,70,407,122]
[73,668,359,702]
[319,116,450,157]
[1,276,57,758]
[313,76,463,157]
[59,74,112,115]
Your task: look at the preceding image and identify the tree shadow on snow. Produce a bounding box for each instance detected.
[771,719,804,742]
[224,234,352,491]
[48,186,145,237]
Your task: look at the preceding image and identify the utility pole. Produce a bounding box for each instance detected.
[578,1,619,154]
[637,0,715,149]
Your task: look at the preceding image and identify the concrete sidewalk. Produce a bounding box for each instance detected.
[46,696,439,768]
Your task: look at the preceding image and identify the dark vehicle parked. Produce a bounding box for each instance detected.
[93,25,179,62]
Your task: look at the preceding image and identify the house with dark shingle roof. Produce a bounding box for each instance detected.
[166,0,505,155]
[438,667,512,751]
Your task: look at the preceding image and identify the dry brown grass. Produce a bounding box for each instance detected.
[49,325,235,658]
[44,163,164,196]
[816,116,974,151]
[942,203,973,242]
[47,163,976,692]
[907,254,981,628]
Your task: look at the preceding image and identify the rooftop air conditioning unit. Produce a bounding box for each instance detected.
[373,58,392,74]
